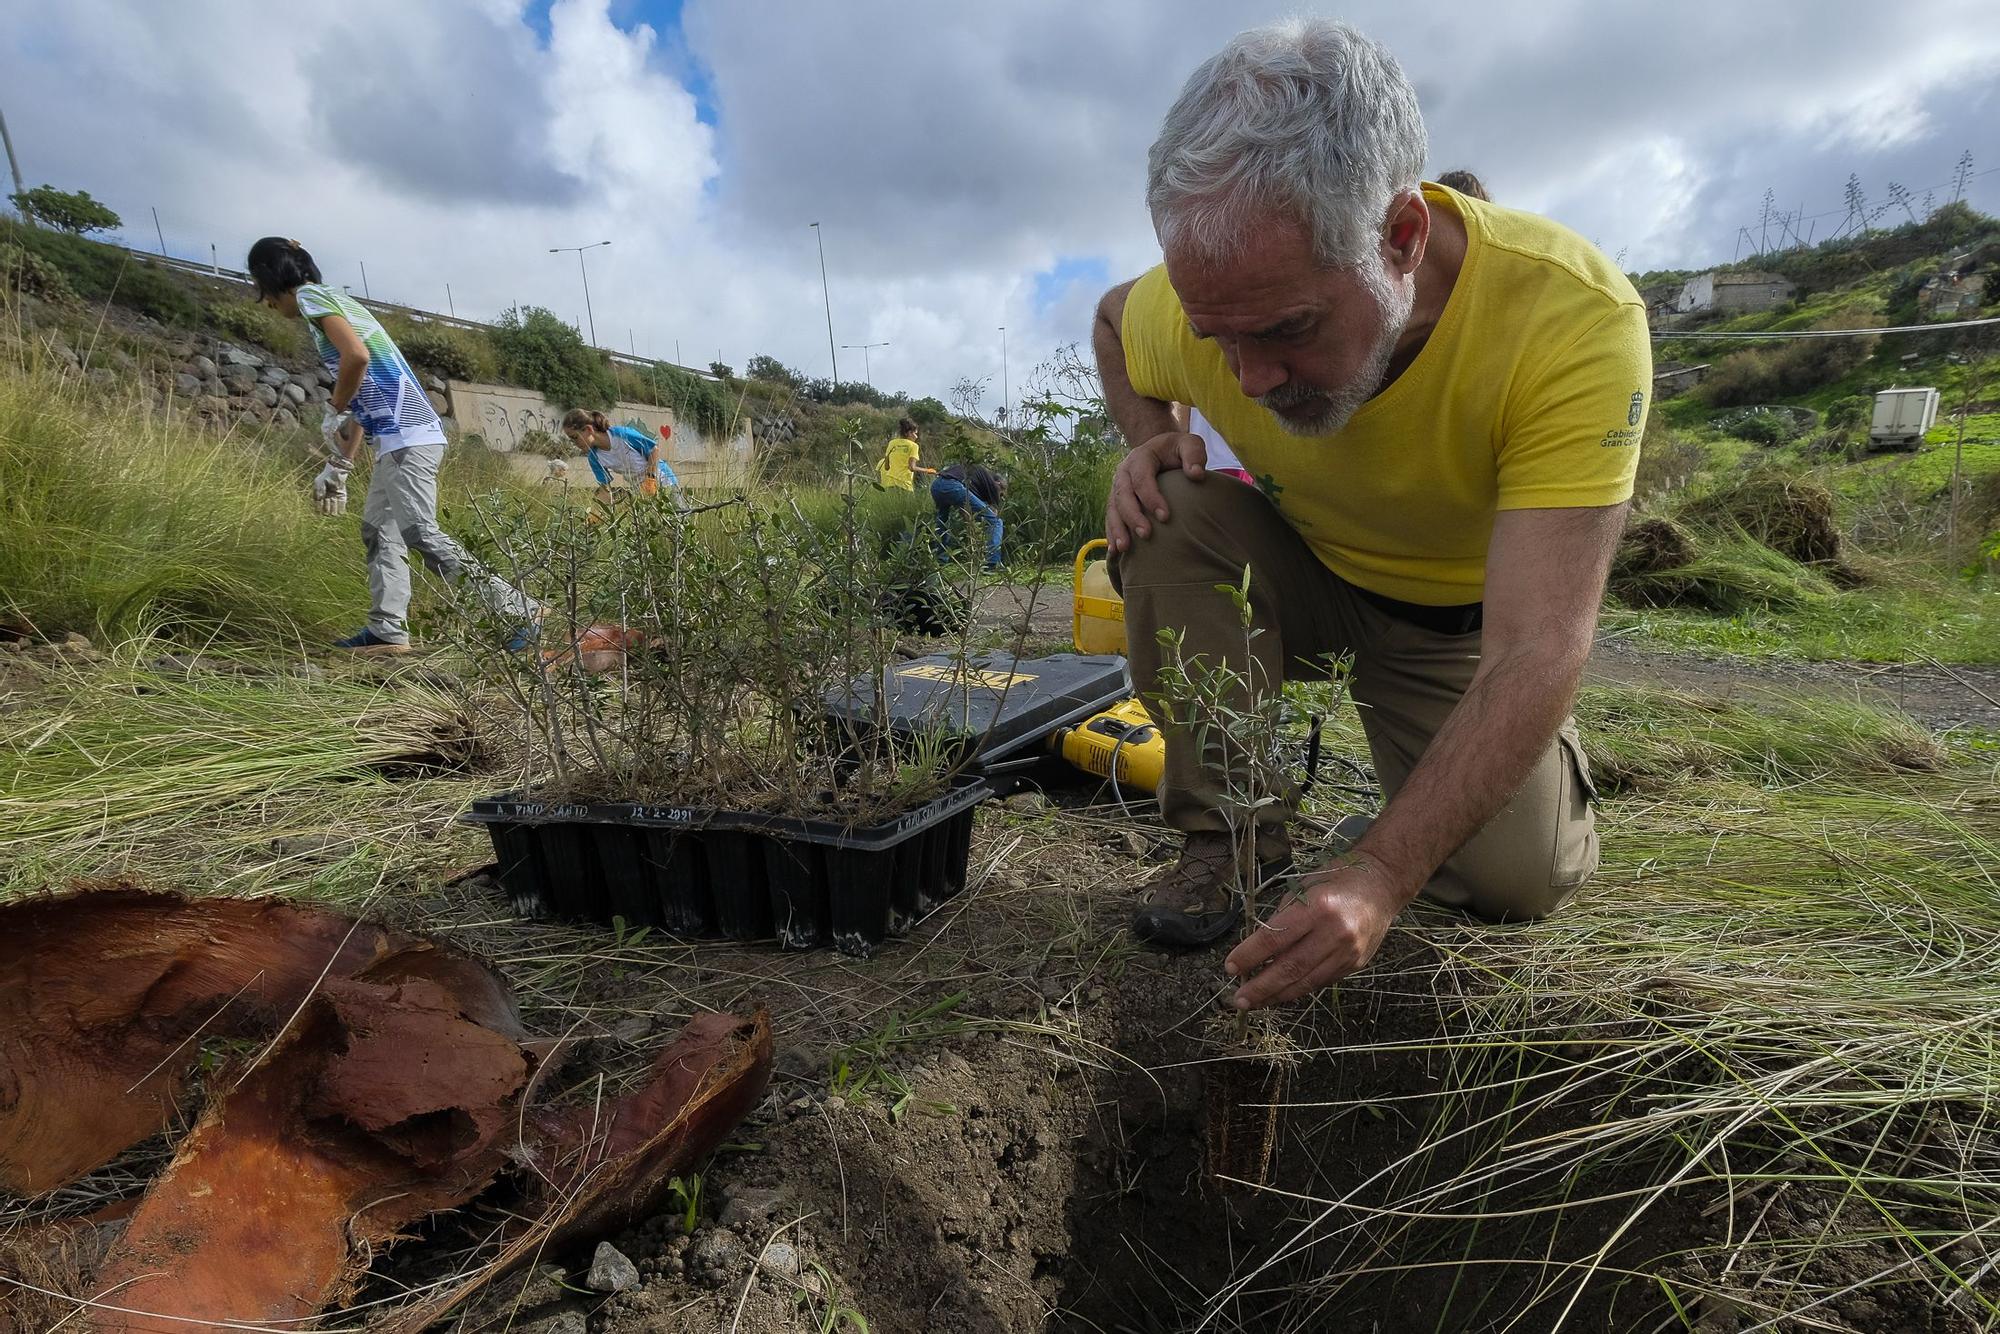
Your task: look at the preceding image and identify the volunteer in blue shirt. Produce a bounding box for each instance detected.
[561,409,679,509]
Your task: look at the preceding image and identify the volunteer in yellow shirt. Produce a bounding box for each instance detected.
[1093,20,1649,1004]
[876,417,935,491]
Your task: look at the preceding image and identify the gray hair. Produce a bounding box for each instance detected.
[1147,19,1428,270]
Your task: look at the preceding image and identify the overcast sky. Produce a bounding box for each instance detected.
[5,0,1997,408]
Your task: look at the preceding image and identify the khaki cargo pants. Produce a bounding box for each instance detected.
[1112,472,1598,922]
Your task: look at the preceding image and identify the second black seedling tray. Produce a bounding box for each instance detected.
[464,780,987,957]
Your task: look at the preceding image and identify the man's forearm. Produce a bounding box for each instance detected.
[1353,639,1590,901]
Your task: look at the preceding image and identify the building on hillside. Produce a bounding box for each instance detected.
[1919,243,1994,320]
[1640,281,1685,322]
[1675,269,1796,315]
[1920,270,1988,319]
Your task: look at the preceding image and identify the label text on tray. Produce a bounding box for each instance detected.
[897,664,1039,690]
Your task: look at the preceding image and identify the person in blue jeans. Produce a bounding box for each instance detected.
[931,461,1006,569]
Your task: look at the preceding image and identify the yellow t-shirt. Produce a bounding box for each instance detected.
[878,437,921,490]
[1122,184,1651,606]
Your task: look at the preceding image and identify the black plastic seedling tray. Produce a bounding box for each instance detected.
[463,780,988,957]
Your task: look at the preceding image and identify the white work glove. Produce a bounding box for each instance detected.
[312,457,353,516]
[320,407,357,456]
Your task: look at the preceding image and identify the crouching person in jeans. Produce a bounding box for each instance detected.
[1094,20,1650,1009]
[249,237,539,653]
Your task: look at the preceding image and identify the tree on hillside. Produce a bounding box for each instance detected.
[907,396,949,430]
[11,185,121,236]
[490,305,616,409]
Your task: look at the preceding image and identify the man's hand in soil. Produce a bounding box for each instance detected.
[1105,430,1207,554]
[1224,853,1409,1010]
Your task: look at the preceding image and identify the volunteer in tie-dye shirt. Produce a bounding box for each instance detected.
[248,237,538,654]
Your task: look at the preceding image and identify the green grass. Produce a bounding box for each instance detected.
[0,649,484,900]
[0,363,535,644]
[1601,576,1999,662]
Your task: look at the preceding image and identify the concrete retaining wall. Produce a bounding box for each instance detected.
[446,380,755,485]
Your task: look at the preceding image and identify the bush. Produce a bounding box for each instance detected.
[208,300,306,359]
[907,396,949,431]
[1697,319,1881,408]
[746,354,805,391]
[393,321,498,384]
[489,305,615,409]
[1826,394,1870,430]
[612,362,735,438]
[11,185,120,236]
[0,242,75,303]
[1734,412,1800,447]
[709,361,733,380]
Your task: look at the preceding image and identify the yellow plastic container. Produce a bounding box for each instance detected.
[1072,538,1127,655]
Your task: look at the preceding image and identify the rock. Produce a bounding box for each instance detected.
[62,632,92,651]
[585,1241,640,1293]
[822,1094,847,1115]
[757,1241,802,1281]
[237,411,267,432]
[192,355,218,377]
[174,373,201,397]
[520,1307,586,1334]
[50,339,79,367]
[281,382,307,405]
[273,407,298,429]
[718,1186,790,1227]
[425,388,450,416]
[689,1228,744,1271]
[218,343,263,368]
[1004,791,1051,812]
[86,367,116,387]
[424,372,446,393]
[111,349,137,371]
[316,366,336,387]
[201,377,227,398]
[220,362,258,391]
[259,364,289,386]
[252,384,280,408]
[310,385,332,403]
[1122,831,1152,858]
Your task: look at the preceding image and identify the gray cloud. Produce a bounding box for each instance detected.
[2,0,1995,405]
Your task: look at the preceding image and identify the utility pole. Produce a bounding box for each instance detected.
[550,240,611,345]
[998,326,1010,428]
[0,107,24,213]
[810,222,839,383]
[445,283,455,318]
[150,207,167,256]
[359,260,371,301]
[842,341,889,386]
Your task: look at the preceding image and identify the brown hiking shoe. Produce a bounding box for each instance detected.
[1131,831,1290,949]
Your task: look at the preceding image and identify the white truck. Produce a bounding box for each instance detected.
[1869,387,1940,451]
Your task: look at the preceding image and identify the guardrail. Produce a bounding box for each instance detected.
[111,243,721,382]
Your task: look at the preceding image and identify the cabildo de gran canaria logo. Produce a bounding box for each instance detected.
[1600,390,1646,447]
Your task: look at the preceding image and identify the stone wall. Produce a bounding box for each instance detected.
[446,379,755,485]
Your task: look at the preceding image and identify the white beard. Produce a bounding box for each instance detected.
[1257,267,1416,438]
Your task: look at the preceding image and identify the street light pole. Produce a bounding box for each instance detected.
[998,326,1010,428]
[842,341,889,386]
[810,222,839,383]
[549,240,611,346]
[0,107,25,212]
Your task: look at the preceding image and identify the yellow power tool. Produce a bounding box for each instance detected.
[1056,540,1168,794]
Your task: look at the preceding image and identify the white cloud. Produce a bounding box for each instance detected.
[3,0,1998,405]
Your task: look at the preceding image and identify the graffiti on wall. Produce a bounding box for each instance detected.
[447,379,755,482]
